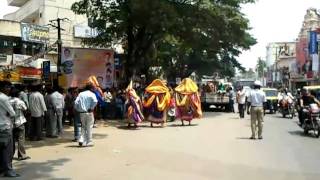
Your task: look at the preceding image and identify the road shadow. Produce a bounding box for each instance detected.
[117,125,141,130]
[168,123,199,127]
[236,137,254,140]
[14,158,71,180]
[288,130,318,138]
[25,131,108,150]
[64,145,82,148]
[139,124,166,128]
[288,130,305,136]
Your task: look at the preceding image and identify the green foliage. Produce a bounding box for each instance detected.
[71,0,256,81]
[256,58,267,78]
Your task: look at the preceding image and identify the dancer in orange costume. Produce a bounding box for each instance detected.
[175,78,202,126]
[143,79,171,127]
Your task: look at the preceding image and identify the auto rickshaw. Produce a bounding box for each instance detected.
[262,88,278,114]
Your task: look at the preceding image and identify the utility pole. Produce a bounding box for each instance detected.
[48,18,69,87]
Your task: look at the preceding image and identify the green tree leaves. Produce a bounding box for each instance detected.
[72,0,256,81]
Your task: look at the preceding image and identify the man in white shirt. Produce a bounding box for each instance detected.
[248,81,266,140]
[29,85,47,141]
[74,84,98,147]
[50,87,65,136]
[237,86,246,118]
[0,81,20,177]
[103,88,113,119]
[9,88,30,161]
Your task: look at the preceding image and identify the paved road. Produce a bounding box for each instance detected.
[9,111,320,180]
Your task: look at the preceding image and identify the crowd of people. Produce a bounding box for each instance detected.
[0,80,135,177]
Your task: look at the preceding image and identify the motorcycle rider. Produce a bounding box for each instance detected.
[299,88,320,125]
[278,88,294,103]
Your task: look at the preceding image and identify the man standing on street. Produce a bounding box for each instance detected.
[0,81,20,177]
[74,84,98,147]
[237,86,246,118]
[50,87,65,136]
[29,85,47,141]
[248,81,266,140]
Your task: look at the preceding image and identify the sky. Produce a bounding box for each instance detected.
[1,0,320,70]
[240,0,320,70]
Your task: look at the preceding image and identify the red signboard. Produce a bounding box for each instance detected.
[296,38,308,73]
[19,67,42,79]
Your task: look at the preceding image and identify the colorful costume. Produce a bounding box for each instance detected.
[175,78,202,125]
[125,81,144,127]
[143,79,171,127]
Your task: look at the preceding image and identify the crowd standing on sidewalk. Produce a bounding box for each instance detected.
[0,78,205,178]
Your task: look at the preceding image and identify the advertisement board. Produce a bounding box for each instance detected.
[13,54,31,65]
[309,31,318,54]
[296,38,308,73]
[19,67,42,79]
[0,54,11,66]
[61,48,114,88]
[21,23,49,43]
[0,70,20,82]
[42,61,50,78]
[74,25,98,38]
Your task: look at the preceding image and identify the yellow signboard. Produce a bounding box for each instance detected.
[0,70,21,82]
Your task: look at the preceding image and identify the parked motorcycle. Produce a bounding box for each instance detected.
[299,103,320,138]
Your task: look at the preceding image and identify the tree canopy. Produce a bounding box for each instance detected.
[71,0,256,82]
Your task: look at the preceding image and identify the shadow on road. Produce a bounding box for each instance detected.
[25,131,108,150]
[117,125,141,130]
[236,137,253,140]
[167,123,199,127]
[14,158,71,180]
[288,130,319,139]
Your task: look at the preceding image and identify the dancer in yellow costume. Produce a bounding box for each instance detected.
[175,78,202,126]
[143,79,171,127]
[125,81,144,128]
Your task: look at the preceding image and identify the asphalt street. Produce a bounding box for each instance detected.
[8,111,320,180]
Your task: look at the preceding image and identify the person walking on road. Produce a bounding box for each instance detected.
[29,85,47,141]
[0,81,20,177]
[248,81,266,140]
[50,87,65,136]
[9,88,30,161]
[74,84,98,147]
[237,86,246,118]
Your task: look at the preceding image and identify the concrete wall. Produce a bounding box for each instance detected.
[0,19,21,37]
[43,0,87,47]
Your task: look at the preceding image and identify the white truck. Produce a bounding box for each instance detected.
[200,79,233,111]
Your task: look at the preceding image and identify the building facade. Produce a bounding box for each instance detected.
[291,8,320,89]
[265,42,296,88]
[4,0,91,47]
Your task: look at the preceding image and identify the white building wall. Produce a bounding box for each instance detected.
[4,0,88,48]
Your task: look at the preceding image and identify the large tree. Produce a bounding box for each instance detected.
[72,0,256,82]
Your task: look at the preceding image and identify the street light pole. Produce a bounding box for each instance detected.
[48,18,69,87]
